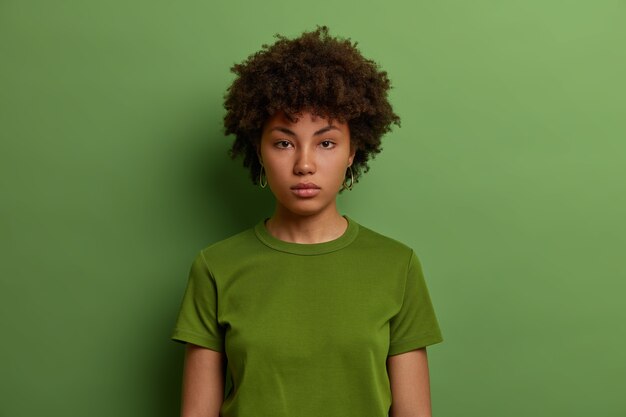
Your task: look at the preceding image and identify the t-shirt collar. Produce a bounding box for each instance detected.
[254,215,359,255]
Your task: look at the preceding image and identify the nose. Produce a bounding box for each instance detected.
[294,148,316,175]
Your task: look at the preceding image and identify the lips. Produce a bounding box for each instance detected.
[290,182,321,198]
[291,182,320,190]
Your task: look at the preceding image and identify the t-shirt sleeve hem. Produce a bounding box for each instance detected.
[171,328,225,352]
[388,333,444,356]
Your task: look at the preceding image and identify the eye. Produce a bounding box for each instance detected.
[320,140,336,149]
[275,140,292,149]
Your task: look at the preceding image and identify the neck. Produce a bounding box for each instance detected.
[265,205,348,244]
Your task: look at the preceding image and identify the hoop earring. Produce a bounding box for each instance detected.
[259,165,267,188]
[342,166,354,191]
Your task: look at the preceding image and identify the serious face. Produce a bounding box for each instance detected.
[259,110,355,218]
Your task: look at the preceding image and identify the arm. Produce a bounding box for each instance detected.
[387,347,433,417]
[180,343,226,417]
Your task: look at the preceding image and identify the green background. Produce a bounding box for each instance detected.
[1,1,624,416]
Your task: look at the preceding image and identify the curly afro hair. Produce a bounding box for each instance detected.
[223,25,401,187]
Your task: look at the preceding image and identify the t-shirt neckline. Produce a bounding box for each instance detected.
[254,215,359,255]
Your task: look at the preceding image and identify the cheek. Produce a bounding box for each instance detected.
[264,154,287,172]
[320,154,349,175]
[263,159,291,188]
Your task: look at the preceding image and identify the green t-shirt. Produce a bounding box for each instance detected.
[172,215,443,417]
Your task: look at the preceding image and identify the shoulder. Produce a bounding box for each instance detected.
[352,219,414,260]
[198,225,259,263]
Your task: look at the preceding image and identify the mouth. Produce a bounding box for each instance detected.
[291,182,321,198]
[291,182,321,190]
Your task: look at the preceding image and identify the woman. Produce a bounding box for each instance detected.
[172,26,444,417]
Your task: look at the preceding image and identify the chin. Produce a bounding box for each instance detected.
[278,198,332,217]
[285,206,326,217]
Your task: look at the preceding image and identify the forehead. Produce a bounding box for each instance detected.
[264,110,347,129]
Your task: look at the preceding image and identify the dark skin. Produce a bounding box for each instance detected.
[224,25,400,187]
[258,110,355,243]
[179,111,435,417]
[181,25,432,417]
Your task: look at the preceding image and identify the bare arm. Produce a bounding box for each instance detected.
[387,347,433,417]
[180,343,226,417]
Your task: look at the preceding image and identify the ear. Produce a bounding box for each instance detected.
[348,143,357,166]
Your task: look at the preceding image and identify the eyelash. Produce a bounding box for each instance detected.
[274,140,336,149]
[275,140,292,149]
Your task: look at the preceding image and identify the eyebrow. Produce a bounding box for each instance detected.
[270,125,341,136]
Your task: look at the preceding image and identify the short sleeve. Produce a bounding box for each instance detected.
[171,251,225,352]
[388,250,444,356]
